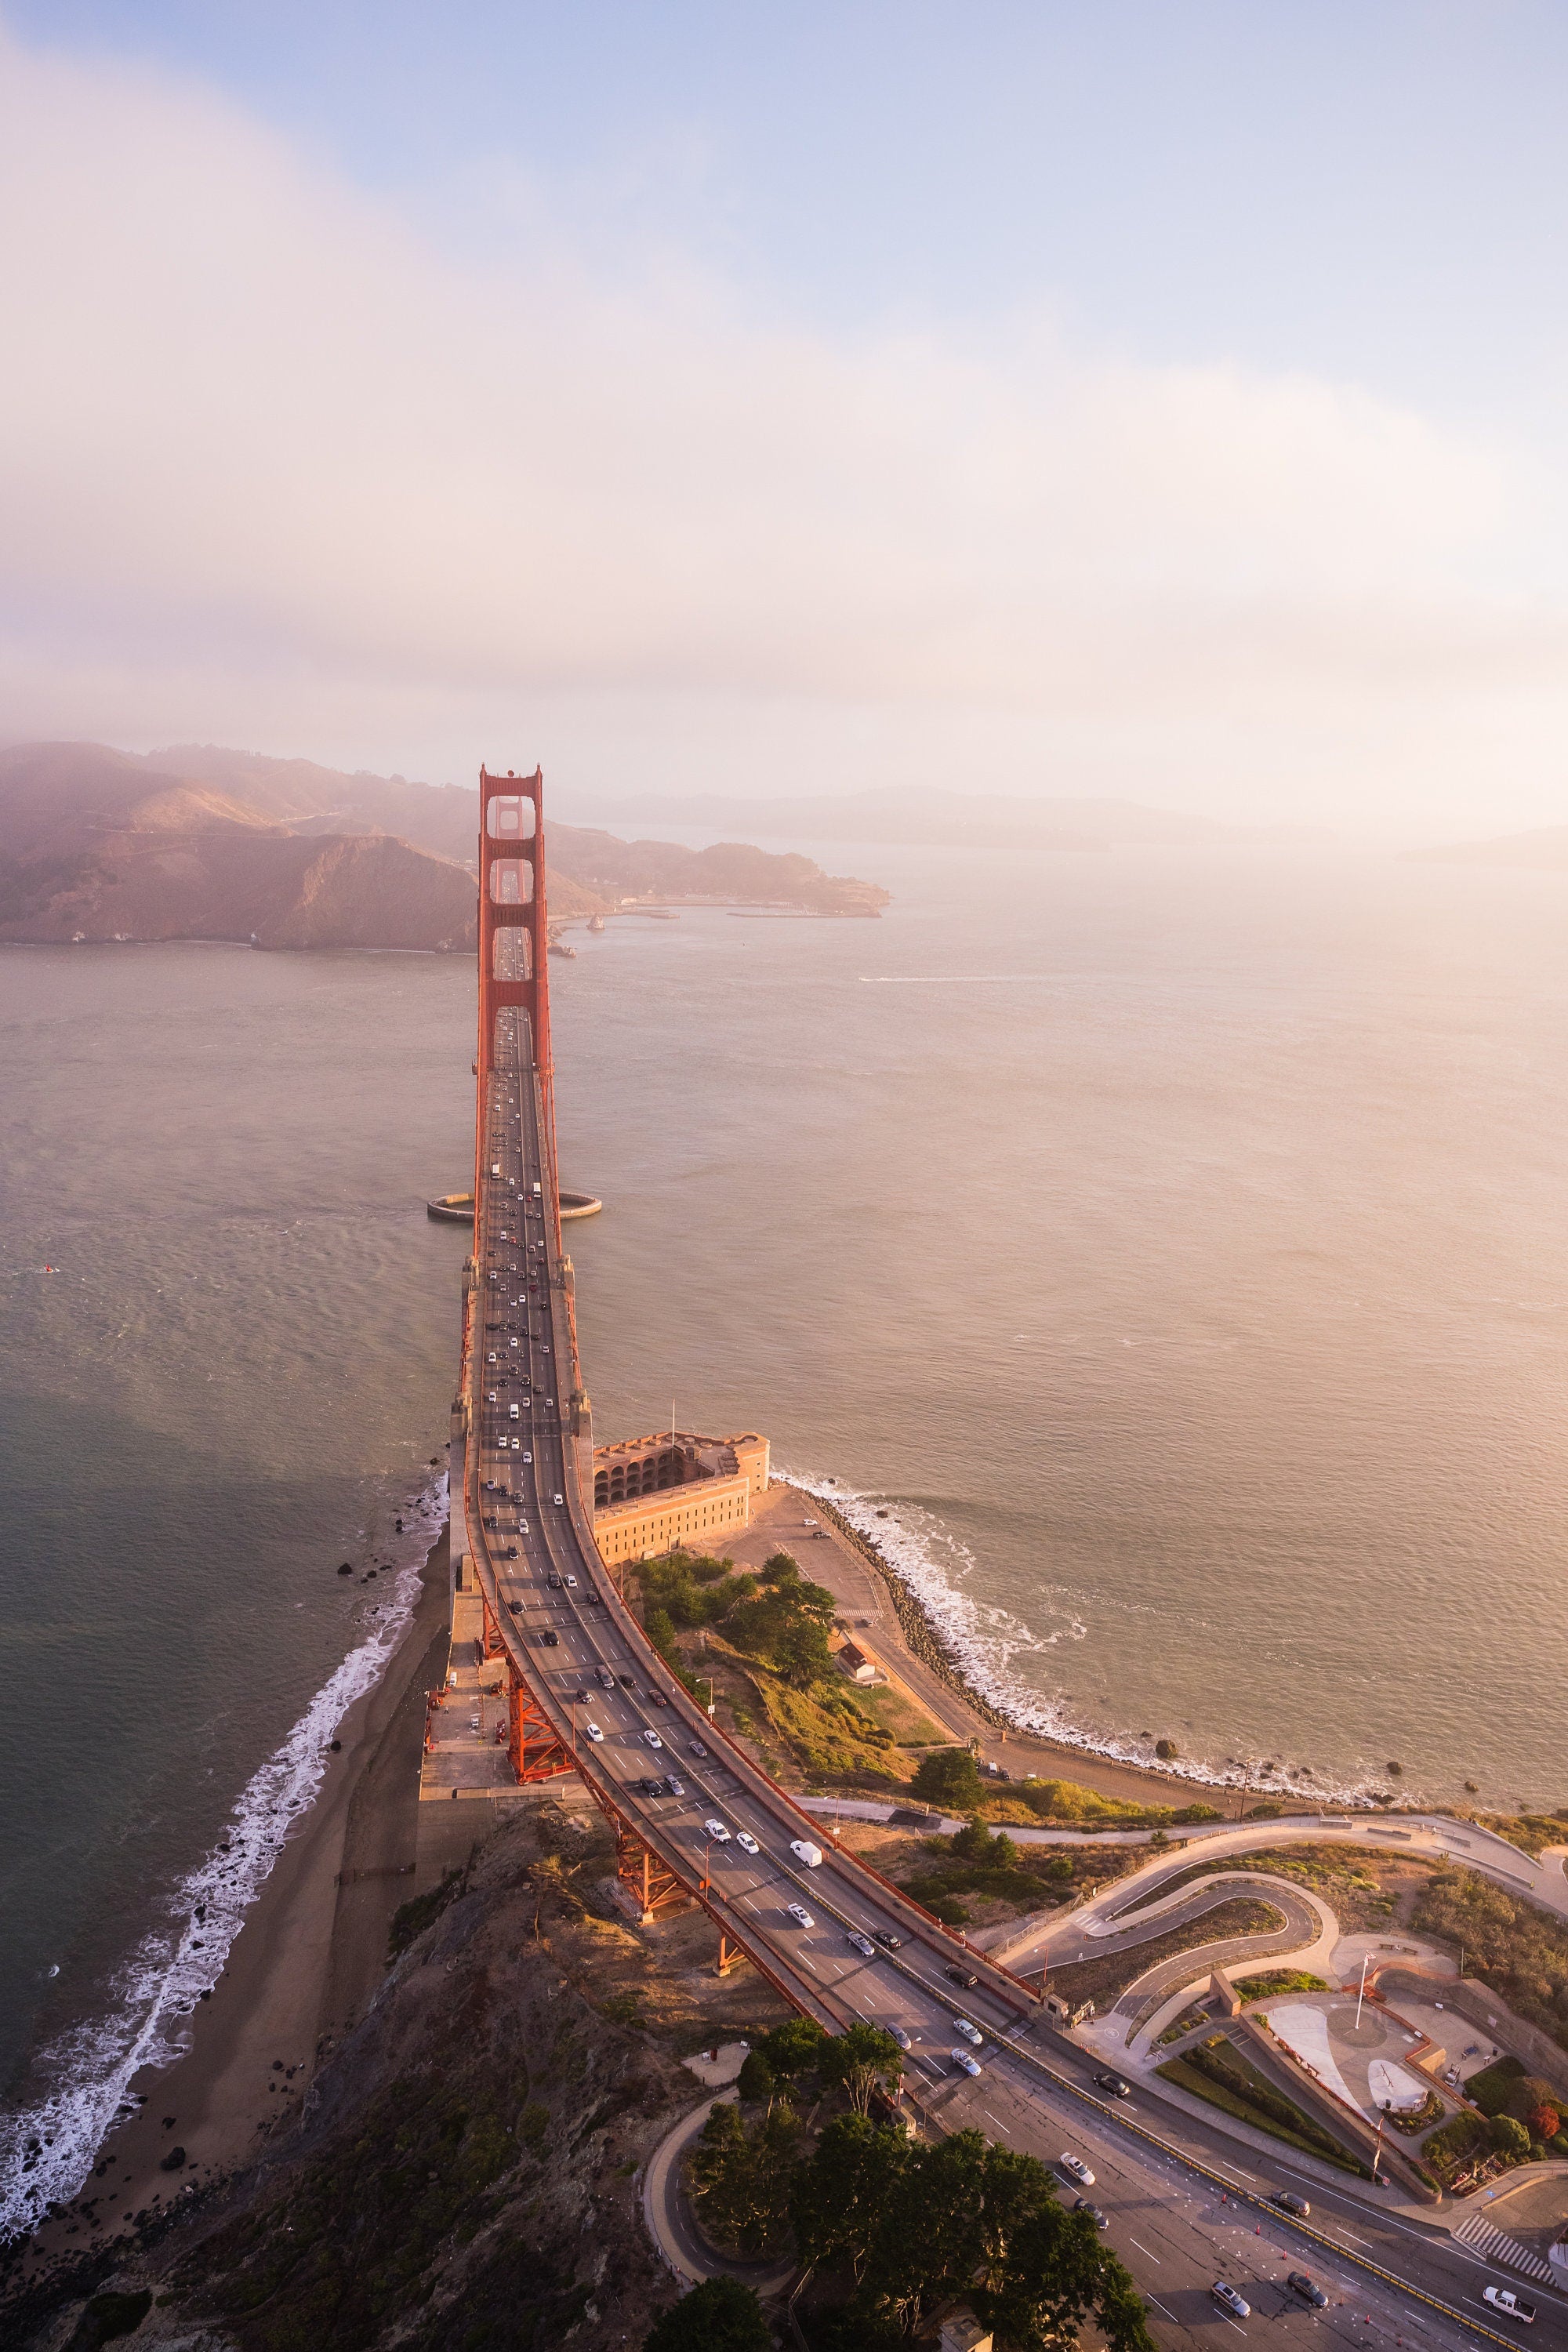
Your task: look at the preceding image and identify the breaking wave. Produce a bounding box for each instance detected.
[0,1471,447,2242]
[780,1469,1379,1809]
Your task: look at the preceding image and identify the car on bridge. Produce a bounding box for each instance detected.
[847,1931,876,1958]
[583,1722,604,1743]
[534,1630,558,1646]
[890,2026,912,2050]
[664,1777,685,1798]
[546,1573,561,1589]
[647,1690,668,1707]
[643,1730,662,1748]
[702,1819,731,1842]
[953,2019,983,2046]
[950,2049,981,2078]
[597,1668,615,1688]
[874,1929,902,1951]
[689,1740,709,1759]
[1269,2190,1309,2218]
[789,1839,823,1868]
[946,1964,979,1990]
[786,1904,815,1929]
[735,1832,760,1856]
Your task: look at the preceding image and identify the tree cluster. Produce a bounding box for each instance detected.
[639,1548,839,1690]
[791,2118,1155,2350]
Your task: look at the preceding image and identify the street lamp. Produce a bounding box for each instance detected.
[696,1676,716,1718]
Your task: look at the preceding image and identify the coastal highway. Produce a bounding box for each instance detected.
[466,989,1559,2352]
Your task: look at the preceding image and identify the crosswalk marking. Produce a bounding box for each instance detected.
[1452,2213,1554,2281]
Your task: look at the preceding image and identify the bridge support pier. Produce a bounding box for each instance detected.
[715,1931,742,1978]
[505,1657,575,1784]
[615,1818,688,1925]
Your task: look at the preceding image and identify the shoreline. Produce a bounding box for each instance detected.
[779,1478,1348,1816]
[16,1523,452,2278]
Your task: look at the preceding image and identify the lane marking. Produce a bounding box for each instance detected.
[1131,2238,1163,2262]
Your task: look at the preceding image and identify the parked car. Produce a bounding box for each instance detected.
[1287,2274,1327,2309]
[1094,2072,1131,2098]
[1484,2289,1537,2325]
[1211,2283,1250,2320]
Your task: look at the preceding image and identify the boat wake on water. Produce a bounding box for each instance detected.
[0,1471,447,2242]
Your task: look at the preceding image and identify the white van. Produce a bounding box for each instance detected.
[509,1404,519,1421]
[789,1840,823,1869]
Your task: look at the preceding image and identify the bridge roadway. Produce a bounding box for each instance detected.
[461,1009,1558,2352]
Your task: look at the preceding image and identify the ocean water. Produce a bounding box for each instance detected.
[5,839,1568,2220]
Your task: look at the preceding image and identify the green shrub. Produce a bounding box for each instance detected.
[1465,2055,1526,2116]
[910,1748,985,1812]
[1233,1971,1329,2000]
[1492,2114,1531,2159]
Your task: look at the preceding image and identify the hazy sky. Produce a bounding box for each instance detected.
[4,2,1568,829]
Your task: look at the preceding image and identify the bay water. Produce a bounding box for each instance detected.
[4,837,1568,2216]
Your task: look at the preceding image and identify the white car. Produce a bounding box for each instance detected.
[553,1493,564,1506]
[702,1819,731,1844]
[950,2049,981,2078]
[1060,2153,1094,2186]
[487,1390,497,1403]
[642,1730,662,1749]
[890,2025,913,2050]
[583,1721,604,1743]
[522,1450,532,1464]
[487,1351,498,1364]
[789,1839,823,1868]
[735,1832,760,1856]
[848,1931,876,1958]
[786,1904,815,1929]
[953,2017,983,2047]
[564,1573,577,1588]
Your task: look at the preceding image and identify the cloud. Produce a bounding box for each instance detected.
[0,19,1561,822]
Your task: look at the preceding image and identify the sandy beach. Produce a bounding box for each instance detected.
[26,1527,452,2274]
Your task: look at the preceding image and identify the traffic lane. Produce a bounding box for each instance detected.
[964,2069,1487,2352]
[1010,2029,1537,2314]
[985,2046,1568,2352]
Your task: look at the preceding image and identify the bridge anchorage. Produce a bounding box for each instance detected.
[461,764,1043,2030]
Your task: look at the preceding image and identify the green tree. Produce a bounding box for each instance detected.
[735,2049,775,2104]
[774,1613,834,1688]
[1492,2114,1531,2159]
[687,2099,799,2254]
[911,1748,985,1813]
[818,2022,905,2116]
[790,2112,909,2278]
[643,2276,771,2352]
[758,2015,829,2078]
[761,1550,801,1583]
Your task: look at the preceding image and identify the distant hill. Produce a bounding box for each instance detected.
[1417,825,1568,870]
[0,743,887,948]
[572,783,1321,850]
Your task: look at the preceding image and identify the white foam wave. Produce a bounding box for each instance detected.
[0,1470,447,2242]
[782,1470,1381,1812]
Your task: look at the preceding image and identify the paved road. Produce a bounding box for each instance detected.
[466,928,1563,2352]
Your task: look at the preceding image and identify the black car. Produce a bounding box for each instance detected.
[648,1690,669,1707]
[689,1740,709,1759]
[546,1573,562,1589]
[1270,2191,1311,2218]
[946,1965,980,1990]
[619,1674,636,1689]
[638,1777,665,1797]
[1287,2274,1327,2308]
[535,1630,559,1647]
[1073,2198,1109,2230]
[506,1599,521,1615]
[1094,2073,1131,2098]
[873,1929,903,1951]
[582,1592,600,1607]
